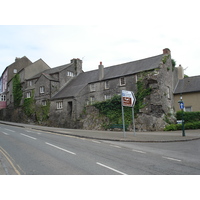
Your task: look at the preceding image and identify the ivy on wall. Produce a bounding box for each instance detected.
[92,77,152,128]
[23,93,35,117]
[23,92,50,123]
[13,74,23,108]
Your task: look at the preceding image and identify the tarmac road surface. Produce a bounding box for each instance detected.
[0,122,200,175]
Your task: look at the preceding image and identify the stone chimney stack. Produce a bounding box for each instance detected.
[178,64,184,79]
[98,61,104,80]
[163,48,171,55]
[71,58,82,75]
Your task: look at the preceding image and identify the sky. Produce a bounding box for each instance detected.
[0,0,200,77]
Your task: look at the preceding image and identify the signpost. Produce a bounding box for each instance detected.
[178,96,185,137]
[121,90,136,137]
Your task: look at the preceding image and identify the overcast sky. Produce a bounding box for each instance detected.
[0,0,200,77]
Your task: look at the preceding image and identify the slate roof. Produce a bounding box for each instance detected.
[51,54,163,100]
[174,75,200,94]
[28,63,72,80]
[100,54,163,81]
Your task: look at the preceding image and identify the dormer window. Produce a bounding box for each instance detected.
[67,71,74,77]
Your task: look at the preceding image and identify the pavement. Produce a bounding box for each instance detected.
[1,120,200,175]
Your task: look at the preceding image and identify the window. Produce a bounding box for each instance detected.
[67,71,74,77]
[105,94,111,100]
[167,87,170,99]
[28,80,32,87]
[0,95,6,101]
[185,106,192,112]
[120,77,126,86]
[90,96,95,104]
[105,81,109,89]
[26,92,31,98]
[57,101,63,109]
[90,83,95,92]
[40,86,45,94]
[42,100,47,106]
[135,74,138,83]
[13,69,17,73]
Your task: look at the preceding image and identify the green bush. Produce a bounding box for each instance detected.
[164,121,200,131]
[93,95,133,126]
[176,111,200,123]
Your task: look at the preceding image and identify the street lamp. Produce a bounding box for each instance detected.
[178,96,185,137]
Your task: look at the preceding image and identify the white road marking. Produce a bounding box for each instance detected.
[96,162,127,175]
[92,140,101,144]
[110,144,121,148]
[162,156,182,162]
[20,133,37,140]
[45,142,76,155]
[5,128,15,132]
[26,130,41,134]
[2,132,9,135]
[132,149,146,154]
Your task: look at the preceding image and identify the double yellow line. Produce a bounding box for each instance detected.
[0,146,21,175]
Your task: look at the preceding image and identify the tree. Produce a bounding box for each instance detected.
[13,74,23,108]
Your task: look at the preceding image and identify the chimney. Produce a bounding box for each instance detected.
[98,61,104,80]
[163,48,171,55]
[178,64,184,79]
[71,58,82,75]
[15,57,21,62]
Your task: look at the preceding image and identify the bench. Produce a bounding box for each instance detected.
[109,124,128,131]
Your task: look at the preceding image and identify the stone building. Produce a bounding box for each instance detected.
[174,74,200,112]
[49,48,179,130]
[24,58,83,106]
[6,58,50,107]
[0,56,32,108]
[0,48,185,131]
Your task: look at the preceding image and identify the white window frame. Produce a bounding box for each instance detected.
[105,81,109,89]
[90,83,95,92]
[42,100,47,106]
[0,95,6,101]
[90,96,95,104]
[120,77,126,86]
[105,94,111,100]
[26,92,31,98]
[28,80,32,87]
[167,87,170,99]
[185,106,192,112]
[67,71,74,77]
[40,86,45,94]
[56,101,63,109]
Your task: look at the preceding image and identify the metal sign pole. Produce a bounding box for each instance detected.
[132,106,136,136]
[121,104,126,138]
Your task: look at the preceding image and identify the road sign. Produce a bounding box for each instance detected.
[121,90,136,107]
[180,102,184,109]
[121,90,136,137]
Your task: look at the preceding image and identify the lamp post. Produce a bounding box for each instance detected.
[178,96,185,137]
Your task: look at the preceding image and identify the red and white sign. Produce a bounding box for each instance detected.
[121,90,136,107]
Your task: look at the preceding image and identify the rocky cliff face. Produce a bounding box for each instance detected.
[80,106,110,130]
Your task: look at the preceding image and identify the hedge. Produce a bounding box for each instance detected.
[164,121,200,131]
[164,111,200,131]
[176,111,200,123]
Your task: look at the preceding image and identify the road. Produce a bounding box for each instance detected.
[0,123,200,175]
